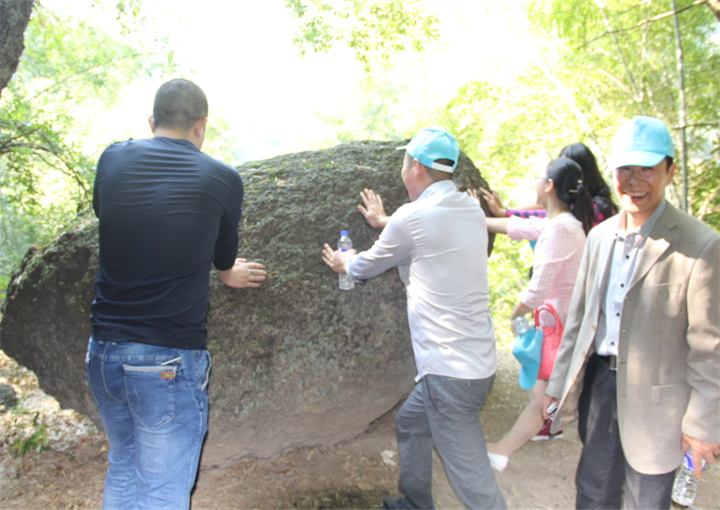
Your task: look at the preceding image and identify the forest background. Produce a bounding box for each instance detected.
[1,0,720,345]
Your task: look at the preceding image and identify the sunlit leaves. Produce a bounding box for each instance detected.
[285,0,439,70]
[0,1,172,298]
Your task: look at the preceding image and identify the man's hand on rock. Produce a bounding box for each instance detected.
[217,258,267,288]
[358,188,389,229]
[322,244,356,274]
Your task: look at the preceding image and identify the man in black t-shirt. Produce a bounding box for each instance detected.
[86,79,266,510]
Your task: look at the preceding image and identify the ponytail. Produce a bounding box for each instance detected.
[572,184,594,235]
[546,157,596,235]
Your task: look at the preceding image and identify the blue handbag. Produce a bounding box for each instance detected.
[511,324,543,390]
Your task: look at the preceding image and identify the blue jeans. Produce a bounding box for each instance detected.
[396,375,506,510]
[86,337,211,510]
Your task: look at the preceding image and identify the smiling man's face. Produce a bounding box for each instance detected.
[613,158,675,229]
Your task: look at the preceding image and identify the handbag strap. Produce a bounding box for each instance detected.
[533,303,562,328]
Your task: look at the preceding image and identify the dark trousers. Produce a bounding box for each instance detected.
[575,354,675,510]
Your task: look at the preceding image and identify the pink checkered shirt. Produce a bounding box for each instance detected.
[507,213,586,327]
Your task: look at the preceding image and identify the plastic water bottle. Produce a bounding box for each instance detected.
[338,230,355,290]
[671,450,706,506]
[512,316,532,336]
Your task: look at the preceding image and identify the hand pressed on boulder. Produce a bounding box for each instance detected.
[217,258,267,288]
[357,188,390,229]
[322,244,356,274]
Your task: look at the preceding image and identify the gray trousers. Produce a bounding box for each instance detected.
[396,374,506,510]
[576,354,675,510]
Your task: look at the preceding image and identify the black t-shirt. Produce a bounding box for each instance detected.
[90,137,243,349]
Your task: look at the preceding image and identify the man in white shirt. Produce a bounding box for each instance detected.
[322,128,505,510]
[544,117,720,509]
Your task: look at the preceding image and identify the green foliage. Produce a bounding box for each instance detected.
[0,2,173,300]
[8,411,50,456]
[284,0,439,70]
[203,116,240,165]
[0,82,95,298]
[0,92,94,210]
[690,135,720,227]
[438,78,569,181]
[522,0,720,230]
[103,0,144,32]
[318,74,409,143]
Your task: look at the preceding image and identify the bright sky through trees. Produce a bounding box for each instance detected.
[42,0,538,165]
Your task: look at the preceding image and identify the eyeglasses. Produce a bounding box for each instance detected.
[615,166,657,178]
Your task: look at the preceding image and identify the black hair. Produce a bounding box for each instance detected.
[153,79,208,131]
[423,158,455,182]
[546,157,595,235]
[559,143,618,218]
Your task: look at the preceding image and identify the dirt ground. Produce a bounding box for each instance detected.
[1,348,718,510]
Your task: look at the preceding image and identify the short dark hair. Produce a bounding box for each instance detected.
[153,79,208,131]
[423,158,455,182]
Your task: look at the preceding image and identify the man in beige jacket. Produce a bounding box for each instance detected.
[544,116,720,509]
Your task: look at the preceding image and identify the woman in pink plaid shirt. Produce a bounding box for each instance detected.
[471,157,596,472]
[486,143,618,229]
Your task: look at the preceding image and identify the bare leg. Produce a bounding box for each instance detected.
[487,379,548,457]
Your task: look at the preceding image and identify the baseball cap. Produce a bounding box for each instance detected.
[399,127,460,173]
[610,116,675,170]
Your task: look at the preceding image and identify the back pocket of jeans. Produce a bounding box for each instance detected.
[123,364,177,428]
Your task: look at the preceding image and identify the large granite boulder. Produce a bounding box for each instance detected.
[0,140,492,467]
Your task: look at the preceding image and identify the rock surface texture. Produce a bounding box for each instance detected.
[0,140,492,467]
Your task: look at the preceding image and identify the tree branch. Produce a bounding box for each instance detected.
[0,126,44,152]
[593,0,643,104]
[0,141,60,156]
[575,0,708,52]
[674,122,720,129]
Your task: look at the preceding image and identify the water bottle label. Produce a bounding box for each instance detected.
[683,452,707,471]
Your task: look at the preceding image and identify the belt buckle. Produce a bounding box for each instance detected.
[609,355,618,371]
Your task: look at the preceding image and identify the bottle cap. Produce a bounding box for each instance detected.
[340,230,349,236]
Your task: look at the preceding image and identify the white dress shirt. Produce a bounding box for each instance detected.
[347,180,496,381]
[595,200,667,356]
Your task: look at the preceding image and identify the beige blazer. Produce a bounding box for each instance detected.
[548,203,720,475]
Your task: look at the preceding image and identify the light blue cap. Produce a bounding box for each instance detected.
[610,116,675,170]
[401,127,460,173]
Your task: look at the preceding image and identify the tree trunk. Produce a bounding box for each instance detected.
[0,0,34,98]
[709,0,720,22]
[672,0,690,212]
